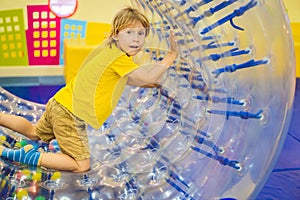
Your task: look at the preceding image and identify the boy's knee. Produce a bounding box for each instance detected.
[76,165,90,172]
[75,159,90,172]
[27,125,40,140]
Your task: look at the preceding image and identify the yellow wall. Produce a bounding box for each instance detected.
[0,0,299,76]
[68,0,132,23]
[0,0,131,26]
[284,0,300,22]
[0,0,297,34]
[283,0,300,77]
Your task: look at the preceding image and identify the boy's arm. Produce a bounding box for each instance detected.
[128,81,160,88]
[127,29,178,87]
[127,52,177,87]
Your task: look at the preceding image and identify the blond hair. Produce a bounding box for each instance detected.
[107,7,150,46]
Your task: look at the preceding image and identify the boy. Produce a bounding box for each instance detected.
[0,7,178,172]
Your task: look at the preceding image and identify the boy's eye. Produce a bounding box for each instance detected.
[138,31,145,36]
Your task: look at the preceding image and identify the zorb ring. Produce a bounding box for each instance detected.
[90,0,296,199]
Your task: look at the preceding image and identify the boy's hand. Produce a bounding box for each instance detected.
[169,29,178,55]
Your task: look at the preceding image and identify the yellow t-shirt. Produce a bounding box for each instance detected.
[54,43,139,129]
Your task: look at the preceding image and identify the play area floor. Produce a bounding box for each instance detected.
[257,78,300,199]
[2,78,300,199]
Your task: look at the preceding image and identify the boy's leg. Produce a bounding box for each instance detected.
[33,99,91,172]
[0,113,40,140]
[40,153,90,172]
[0,144,89,172]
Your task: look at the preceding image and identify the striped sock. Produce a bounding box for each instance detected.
[0,144,41,166]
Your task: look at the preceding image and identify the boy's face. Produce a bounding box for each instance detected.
[115,21,146,56]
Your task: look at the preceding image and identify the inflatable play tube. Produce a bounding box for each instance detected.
[0,0,296,199]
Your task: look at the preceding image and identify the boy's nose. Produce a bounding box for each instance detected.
[133,33,139,41]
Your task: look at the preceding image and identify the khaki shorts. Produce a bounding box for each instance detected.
[35,98,90,160]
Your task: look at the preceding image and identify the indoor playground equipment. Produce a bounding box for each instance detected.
[0,0,296,199]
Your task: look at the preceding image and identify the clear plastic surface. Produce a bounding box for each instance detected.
[0,0,296,199]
